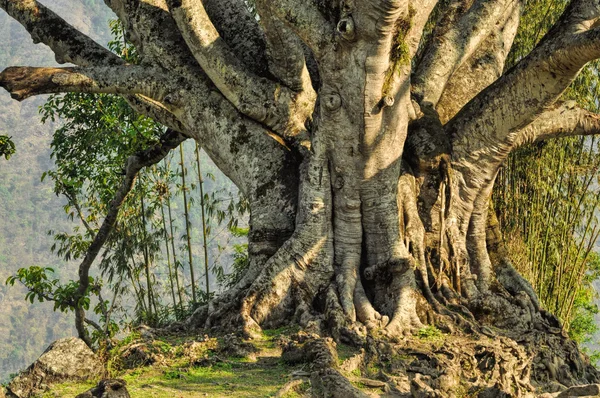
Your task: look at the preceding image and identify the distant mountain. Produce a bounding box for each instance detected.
[0,1,113,381]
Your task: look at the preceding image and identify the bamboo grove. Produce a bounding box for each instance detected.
[493,0,600,345]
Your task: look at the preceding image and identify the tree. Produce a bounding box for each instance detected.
[3,0,600,393]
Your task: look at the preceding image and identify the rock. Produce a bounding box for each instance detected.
[75,379,130,398]
[281,336,338,368]
[6,337,105,398]
[118,342,157,370]
[218,334,258,358]
[136,325,155,340]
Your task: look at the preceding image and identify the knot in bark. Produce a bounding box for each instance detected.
[337,15,356,41]
[381,96,394,108]
[389,258,413,274]
[363,266,376,281]
[163,92,181,106]
[323,91,342,112]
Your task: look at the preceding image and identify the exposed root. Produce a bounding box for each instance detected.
[274,379,305,398]
[281,333,369,397]
[337,255,359,322]
[353,281,388,330]
[385,260,424,336]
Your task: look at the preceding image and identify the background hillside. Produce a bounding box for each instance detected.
[0,0,113,380]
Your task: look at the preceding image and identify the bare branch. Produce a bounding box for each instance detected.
[256,2,313,92]
[167,0,315,137]
[83,318,106,336]
[0,65,174,102]
[514,102,600,147]
[406,0,438,58]
[449,0,600,171]
[0,0,122,66]
[124,95,187,133]
[436,1,521,123]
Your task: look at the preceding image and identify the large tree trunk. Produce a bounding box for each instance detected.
[3,0,600,394]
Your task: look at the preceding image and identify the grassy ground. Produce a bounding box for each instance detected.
[30,325,462,398]
[38,328,311,398]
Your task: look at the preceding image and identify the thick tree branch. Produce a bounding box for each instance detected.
[258,0,334,59]
[514,102,600,146]
[449,0,600,172]
[255,1,313,92]
[0,0,123,66]
[104,0,206,79]
[436,1,521,123]
[203,0,269,76]
[97,1,301,209]
[0,65,174,102]
[167,0,315,137]
[413,0,518,108]
[406,0,438,58]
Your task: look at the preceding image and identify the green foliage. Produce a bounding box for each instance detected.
[0,135,15,160]
[6,267,87,312]
[5,18,251,341]
[568,252,600,344]
[215,227,249,290]
[107,19,138,64]
[5,266,119,345]
[416,326,444,341]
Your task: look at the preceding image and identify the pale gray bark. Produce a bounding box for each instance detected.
[413,0,517,107]
[203,0,269,76]
[436,1,521,123]
[0,65,175,101]
[167,0,315,137]
[0,0,123,66]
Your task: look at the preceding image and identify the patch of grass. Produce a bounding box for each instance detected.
[153,340,173,355]
[366,363,380,376]
[36,330,296,398]
[38,380,97,398]
[262,325,300,339]
[336,343,359,365]
[163,369,186,380]
[417,326,444,342]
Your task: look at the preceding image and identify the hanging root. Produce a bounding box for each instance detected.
[394,166,480,334]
